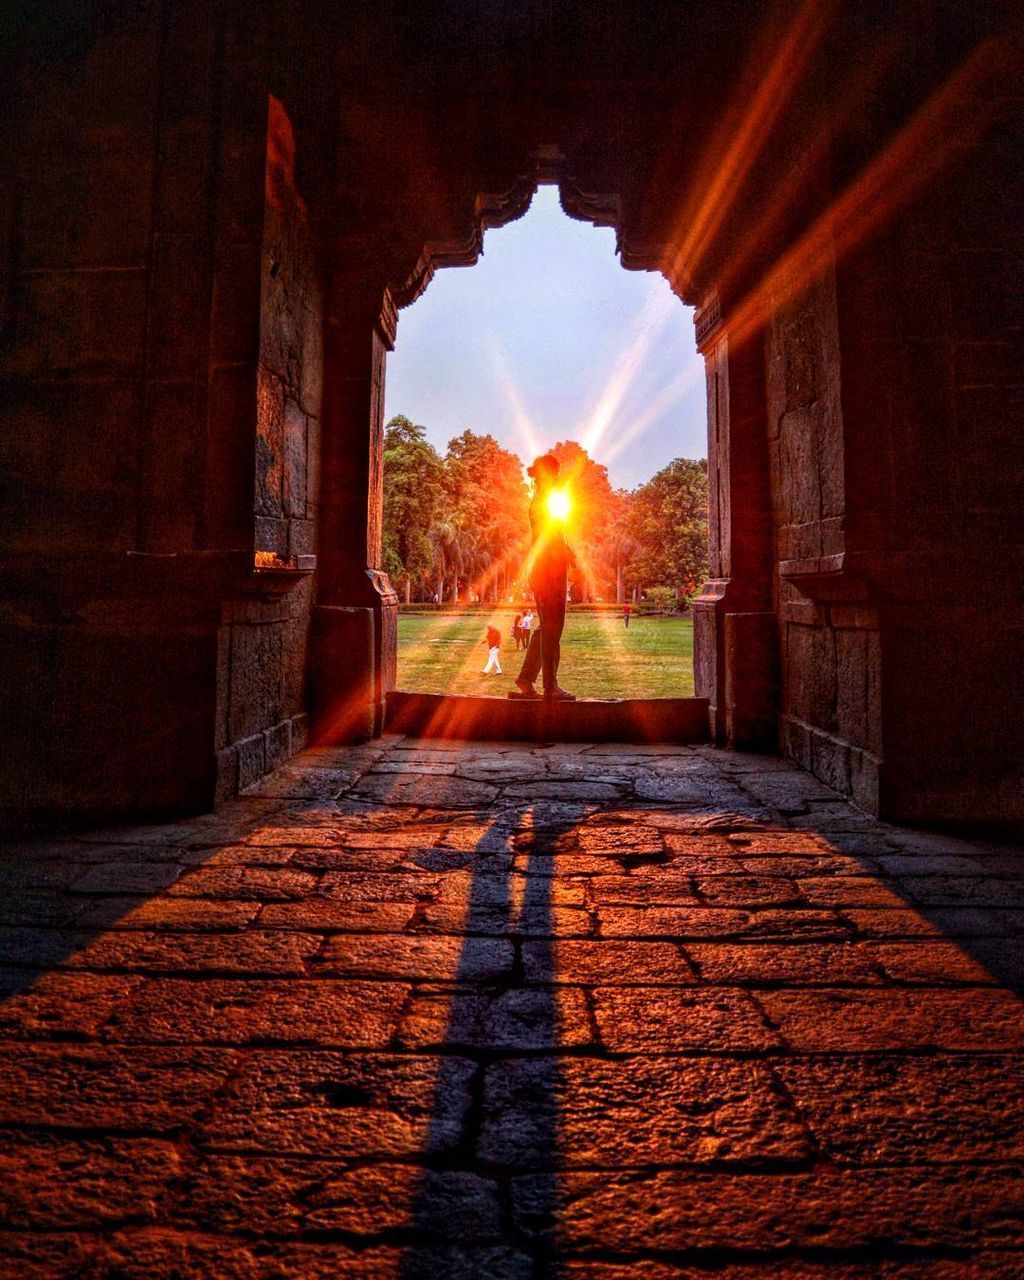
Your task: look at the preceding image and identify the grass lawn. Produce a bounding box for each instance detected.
[396,610,695,699]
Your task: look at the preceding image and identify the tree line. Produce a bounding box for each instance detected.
[382,415,708,606]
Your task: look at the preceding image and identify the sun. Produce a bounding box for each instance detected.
[546,487,572,522]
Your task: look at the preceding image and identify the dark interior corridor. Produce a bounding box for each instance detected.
[1,2,1023,1273]
[2,0,1021,829]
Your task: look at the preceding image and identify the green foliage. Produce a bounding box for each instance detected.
[643,586,679,614]
[381,416,445,596]
[625,458,709,599]
[444,430,530,600]
[382,418,529,602]
[382,415,709,605]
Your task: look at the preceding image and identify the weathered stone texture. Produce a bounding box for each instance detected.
[1,2,1019,826]
[1,738,1023,1274]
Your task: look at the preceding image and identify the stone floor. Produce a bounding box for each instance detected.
[1,738,1024,1278]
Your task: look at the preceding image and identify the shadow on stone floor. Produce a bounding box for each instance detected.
[399,800,571,1280]
[1,740,1024,1275]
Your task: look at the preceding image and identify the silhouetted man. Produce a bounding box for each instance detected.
[514,454,575,700]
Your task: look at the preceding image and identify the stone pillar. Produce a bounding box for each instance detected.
[312,279,398,741]
[829,161,1024,821]
[692,298,778,748]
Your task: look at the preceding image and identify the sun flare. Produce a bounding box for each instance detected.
[546,488,572,522]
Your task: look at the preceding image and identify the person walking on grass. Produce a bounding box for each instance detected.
[482,623,503,675]
[511,613,523,650]
[623,601,631,629]
[513,453,575,700]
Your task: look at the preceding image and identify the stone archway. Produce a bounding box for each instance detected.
[1,1,1019,825]
[303,1,1022,821]
[310,145,776,760]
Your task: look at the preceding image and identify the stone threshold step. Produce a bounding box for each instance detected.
[384,690,709,743]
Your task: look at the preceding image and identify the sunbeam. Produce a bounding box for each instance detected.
[487,334,543,461]
[578,286,679,458]
[663,0,833,288]
[719,32,1009,353]
[599,355,706,468]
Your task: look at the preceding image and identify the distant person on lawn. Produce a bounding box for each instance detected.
[482,623,502,675]
[514,453,575,700]
[623,601,631,629]
[511,613,523,649]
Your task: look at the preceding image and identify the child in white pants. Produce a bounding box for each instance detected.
[482,624,502,675]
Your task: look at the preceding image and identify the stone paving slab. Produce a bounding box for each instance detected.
[0,736,1023,1275]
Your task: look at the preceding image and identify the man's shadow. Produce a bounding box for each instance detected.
[399,798,583,1279]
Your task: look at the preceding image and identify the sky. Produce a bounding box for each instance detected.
[384,185,706,491]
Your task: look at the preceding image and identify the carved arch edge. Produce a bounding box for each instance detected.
[387,154,699,320]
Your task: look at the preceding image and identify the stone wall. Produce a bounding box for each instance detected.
[0,5,329,821]
[835,121,1024,820]
[1,0,1020,825]
[0,3,222,821]
[767,267,884,811]
[213,96,324,799]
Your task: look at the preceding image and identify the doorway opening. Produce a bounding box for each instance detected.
[382,186,708,703]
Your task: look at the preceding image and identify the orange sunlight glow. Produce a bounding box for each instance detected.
[546,488,572,522]
[716,33,1009,353]
[661,0,831,292]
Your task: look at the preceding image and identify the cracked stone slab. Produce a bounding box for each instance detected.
[592,986,781,1052]
[62,929,324,976]
[479,1054,812,1167]
[596,905,849,941]
[865,939,1000,984]
[512,1166,1024,1252]
[166,866,319,901]
[587,874,701,907]
[0,1133,183,1229]
[314,933,514,981]
[776,1053,1024,1164]
[258,900,417,932]
[0,1043,238,1130]
[522,938,696,985]
[101,977,409,1047]
[0,970,141,1039]
[349,775,500,807]
[242,766,361,799]
[411,900,595,937]
[501,781,629,802]
[0,861,90,892]
[316,871,441,903]
[201,1051,475,1157]
[576,824,665,854]
[180,1153,503,1240]
[75,897,261,931]
[685,941,884,986]
[760,987,1024,1051]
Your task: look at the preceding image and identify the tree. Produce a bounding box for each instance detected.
[444,430,529,602]
[382,415,708,608]
[427,518,482,603]
[597,490,640,604]
[382,416,445,601]
[626,457,709,600]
